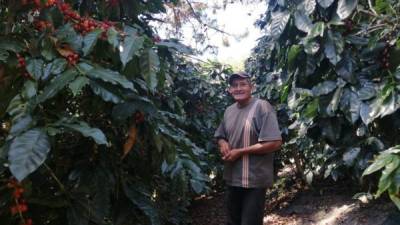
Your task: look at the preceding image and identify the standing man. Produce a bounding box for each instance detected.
[214,72,282,225]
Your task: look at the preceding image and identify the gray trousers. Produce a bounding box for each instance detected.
[226,186,266,225]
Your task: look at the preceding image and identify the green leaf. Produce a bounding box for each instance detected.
[389,192,400,210]
[376,157,400,197]
[140,49,160,92]
[357,85,376,100]
[0,49,9,62]
[337,0,358,19]
[86,67,135,91]
[22,80,37,99]
[37,69,78,103]
[26,59,44,80]
[69,76,89,96]
[123,182,161,225]
[270,11,290,40]
[309,22,325,38]
[317,0,334,8]
[119,34,144,67]
[9,115,34,137]
[89,80,123,103]
[107,27,119,48]
[298,0,316,15]
[303,98,319,118]
[312,80,336,96]
[60,120,108,145]
[56,23,83,51]
[82,29,102,56]
[49,58,68,76]
[287,44,301,68]
[335,51,355,83]
[343,147,360,166]
[112,98,157,121]
[294,11,313,33]
[324,31,344,65]
[156,40,192,54]
[8,128,50,181]
[326,84,343,116]
[363,154,393,176]
[0,38,24,52]
[304,40,320,55]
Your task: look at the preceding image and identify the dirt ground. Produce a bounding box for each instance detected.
[189,172,399,225]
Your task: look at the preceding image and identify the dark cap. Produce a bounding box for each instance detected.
[228,72,251,84]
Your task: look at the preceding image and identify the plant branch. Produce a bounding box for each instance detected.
[368,0,378,16]
[184,0,233,36]
[43,163,66,194]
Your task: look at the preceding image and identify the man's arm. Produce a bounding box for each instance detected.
[222,140,282,161]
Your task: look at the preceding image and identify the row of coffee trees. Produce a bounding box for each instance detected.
[246,0,400,209]
[0,1,230,225]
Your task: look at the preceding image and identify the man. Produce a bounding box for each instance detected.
[214,72,282,225]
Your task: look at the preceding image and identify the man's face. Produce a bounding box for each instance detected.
[228,78,252,102]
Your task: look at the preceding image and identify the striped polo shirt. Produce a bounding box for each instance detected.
[214,98,282,188]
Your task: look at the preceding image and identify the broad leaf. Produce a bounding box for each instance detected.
[26,59,44,80]
[157,40,192,54]
[357,85,376,100]
[317,0,334,8]
[343,147,360,166]
[312,80,336,96]
[61,120,108,145]
[309,22,325,38]
[363,154,393,176]
[69,76,89,96]
[298,0,316,15]
[89,80,124,104]
[82,29,102,56]
[8,128,50,181]
[0,49,9,62]
[294,11,313,33]
[335,51,356,83]
[119,34,144,67]
[270,11,290,40]
[337,0,358,19]
[107,27,119,48]
[324,31,344,65]
[37,69,78,103]
[140,49,160,92]
[9,115,34,137]
[87,67,135,91]
[288,45,302,70]
[376,157,400,197]
[56,23,83,51]
[326,86,343,116]
[123,182,161,225]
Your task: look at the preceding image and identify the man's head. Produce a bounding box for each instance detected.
[228,72,253,104]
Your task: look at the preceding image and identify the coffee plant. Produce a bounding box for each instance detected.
[0,1,229,224]
[246,0,400,209]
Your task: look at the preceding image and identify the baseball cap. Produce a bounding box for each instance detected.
[228,72,251,85]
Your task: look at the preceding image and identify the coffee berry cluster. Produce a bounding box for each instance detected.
[381,43,391,70]
[7,178,33,225]
[58,2,114,36]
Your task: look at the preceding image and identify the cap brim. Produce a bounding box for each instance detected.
[229,73,250,84]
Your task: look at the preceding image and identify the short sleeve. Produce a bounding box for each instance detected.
[257,101,282,142]
[214,120,227,140]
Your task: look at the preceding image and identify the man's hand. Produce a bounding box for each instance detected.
[218,139,231,157]
[222,149,243,162]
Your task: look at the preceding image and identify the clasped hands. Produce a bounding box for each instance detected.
[218,140,243,162]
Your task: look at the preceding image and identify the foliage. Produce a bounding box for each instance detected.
[246,0,400,206]
[362,145,400,210]
[0,1,228,225]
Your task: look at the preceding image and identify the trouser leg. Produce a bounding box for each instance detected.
[226,186,243,225]
[241,188,266,225]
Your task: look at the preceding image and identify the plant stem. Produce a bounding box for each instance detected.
[43,163,66,193]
